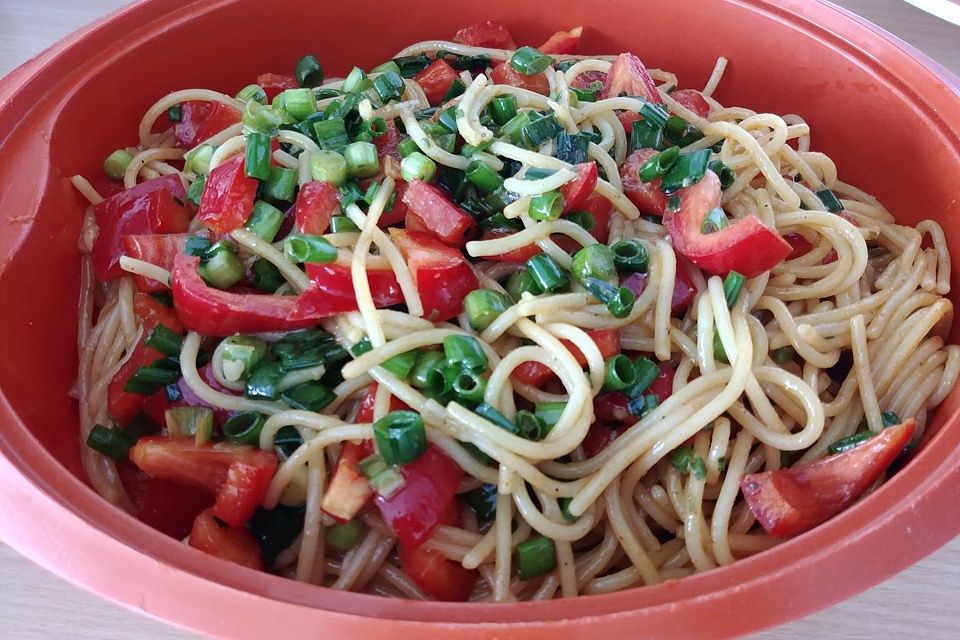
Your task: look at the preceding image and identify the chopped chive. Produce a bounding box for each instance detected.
[167,104,182,122]
[313,117,349,152]
[410,351,446,395]
[491,95,518,125]
[245,360,284,400]
[398,137,420,158]
[554,131,590,165]
[628,357,660,398]
[464,289,512,331]
[245,200,285,242]
[526,254,569,293]
[521,113,562,148]
[630,119,663,151]
[465,160,504,194]
[816,188,844,213]
[639,146,680,182]
[244,132,272,180]
[499,111,532,145]
[165,406,213,443]
[145,325,183,357]
[570,244,617,286]
[515,410,548,441]
[372,71,405,103]
[394,53,432,78]
[610,239,648,273]
[828,430,873,455]
[474,403,518,434]
[343,67,372,94]
[185,174,206,206]
[198,243,244,290]
[709,160,736,190]
[772,346,795,364]
[280,88,318,121]
[373,411,427,466]
[281,382,336,412]
[342,141,380,179]
[660,149,712,193]
[670,445,695,472]
[506,268,543,301]
[535,402,566,428]
[242,99,282,135]
[452,371,486,406]
[86,424,135,461]
[382,349,421,380]
[236,84,267,104]
[400,152,437,182]
[566,211,595,231]
[250,258,285,292]
[443,78,467,101]
[640,102,669,128]
[604,354,637,391]
[463,484,498,521]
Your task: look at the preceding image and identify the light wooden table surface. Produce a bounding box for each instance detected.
[1,1,958,638]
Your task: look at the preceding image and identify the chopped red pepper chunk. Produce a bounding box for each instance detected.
[601,53,662,103]
[453,21,516,49]
[537,26,582,55]
[391,229,479,322]
[294,180,341,235]
[402,180,477,247]
[198,154,258,233]
[414,60,461,106]
[190,509,265,570]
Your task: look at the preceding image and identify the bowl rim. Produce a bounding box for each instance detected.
[2,0,960,637]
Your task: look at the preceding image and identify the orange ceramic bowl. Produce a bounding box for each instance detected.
[1,1,960,638]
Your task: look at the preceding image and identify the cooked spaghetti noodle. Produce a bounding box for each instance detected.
[73,22,958,602]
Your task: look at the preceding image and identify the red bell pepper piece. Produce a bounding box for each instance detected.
[578,192,614,244]
[294,180,340,235]
[671,89,710,118]
[538,26,582,55]
[391,229,479,321]
[414,60,461,106]
[402,180,477,247]
[377,181,409,228]
[478,228,543,263]
[130,437,278,527]
[601,53,663,102]
[375,445,463,548]
[321,441,374,523]
[571,69,607,89]
[189,509,265,570]
[256,73,299,101]
[374,119,401,166]
[453,21,516,49]
[174,101,241,148]
[171,254,324,336]
[489,63,550,95]
[648,363,675,403]
[663,171,792,277]
[511,329,620,387]
[561,162,598,213]
[122,233,191,293]
[289,263,406,321]
[783,232,814,260]
[621,149,670,217]
[92,174,188,280]
[741,419,916,537]
[400,544,478,601]
[621,260,699,314]
[581,422,625,458]
[137,479,213,540]
[198,154,258,233]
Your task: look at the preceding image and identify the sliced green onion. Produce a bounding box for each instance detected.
[437,106,459,134]
[670,445,695,472]
[358,454,405,497]
[223,411,267,445]
[443,78,467,101]
[185,173,206,206]
[640,102,669,128]
[280,88,317,121]
[571,81,603,103]
[639,145,680,182]
[509,47,553,76]
[400,152,437,182]
[145,325,183,357]
[310,150,348,186]
[499,111,532,145]
[490,95,518,125]
[521,113,562,148]
[463,484,498,522]
[506,268,543,301]
[373,411,427,465]
[167,104,182,122]
[604,354,638,391]
[86,424,135,461]
[185,236,212,257]
[772,346,795,365]
[516,536,556,580]
[103,149,133,180]
[482,187,518,212]
[709,160,736,190]
[295,54,324,87]
[411,351,446,393]
[394,53,431,78]
[555,131,590,165]
[828,430,873,455]
[264,166,298,202]
[452,371,486,405]
[663,115,705,147]
[371,60,402,74]
[274,425,303,457]
[355,117,387,143]
[816,188,844,213]
[398,137,420,158]
[474,403,518,433]
[881,410,903,427]
[245,200,284,242]
[325,519,365,552]
[165,406,214,444]
[515,410,548,441]
[350,338,373,357]
[242,100,282,135]
[627,392,660,417]
[250,258,285,292]
[606,286,635,318]
[701,207,728,234]
[281,382,336,412]
[382,349,421,380]
[464,289,512,331]
[661,149,712,193]
[182,145,213,179]
[465,160,504,194]
[312,117,349,152]
[343,67,372,94]
[236,84,267,104]
[245,360,283,400]
[372,71,405,103]
[629,357,660,399]
[610,239,649,273]
[714,329,728,364]
[528,190,564,221]
[342,141,380,179]
[329,215,360,233]
[199,243,244,290]
[526,254,569,293]
[244,132,272,180]
[570,244,617,286]
[443,335,488,372]
[630,119,663,151]
[534,402,566,428]
[723,271,746,308]
[566,211,595,231]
